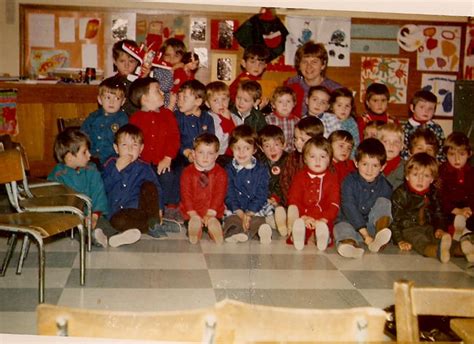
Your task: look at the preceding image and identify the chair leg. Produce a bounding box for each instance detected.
[17,235,31,275]
[1,234,18,276]
[78,224,86,286]
[27,232,46,304]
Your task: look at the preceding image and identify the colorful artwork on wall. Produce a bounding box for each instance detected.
[211,19,239,50]
[211,53,237,84]
[30,49,70,75]
[463,24,474,80]
[421,73,457,117]
[360,56,409,104]
[416,25,461,72]
[0,89,18,136]
[285,16,351,67]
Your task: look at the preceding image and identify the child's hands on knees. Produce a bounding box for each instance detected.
[398,241,412,251]
[434,229,447,239]
[301,215,316,229]
[157,156,172,174]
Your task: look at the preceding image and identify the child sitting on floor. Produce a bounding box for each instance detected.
[328,130,355,184]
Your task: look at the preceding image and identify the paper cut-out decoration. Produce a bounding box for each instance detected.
[0,89,18,136]
[417,25,461,72]
[397,24,424,52]
[360,56,409,104]
[463,24,474,80]
[211,20,239,50]
[421,73,456,117]
[30,49,69,75]
[285,16,351,67]
[190,17,207,43]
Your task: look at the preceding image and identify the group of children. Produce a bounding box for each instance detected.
[46,37,473,265]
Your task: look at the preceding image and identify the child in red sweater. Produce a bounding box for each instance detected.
[129,77,180,206]
[328,130,355,184]
[287,136,340,251]
[180,133,227,244]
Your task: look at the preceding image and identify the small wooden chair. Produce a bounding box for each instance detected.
[394,279,474,342]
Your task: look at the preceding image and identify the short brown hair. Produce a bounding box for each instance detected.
[408,128,439,154]
[193,132,220,152]
[258,125,285,146]
[294,41,328,76]
[98,77,126,98]
[405,152,438,180]
[206,81,229,101]
[296,117,324,138]
[112,39,139,62]
[364,83,390,105]
[329,87,356,118]
[443,131,472,155]
[179,79,206,100]
[303,136,333,162]
[243,44,270,63]
[54,128,90,163]
[129,77,159,108]
[160,38,186,58]
[115,124,144,144]
[237,80,262,102]
[229,124,257,149]
[411,89,437,107]
[271,86,296,104]
[328,130,354,147]
[308,85,331,99]
[355,138,387,165]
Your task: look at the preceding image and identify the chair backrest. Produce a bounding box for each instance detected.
[215,299,387,343]
[0,149,24,184]
[37,303,220,342]
[57,117,87,133]
[394,279,474,342]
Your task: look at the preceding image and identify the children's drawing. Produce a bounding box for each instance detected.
[30,49,69,75]
[0,89,18,136]
[211,19,239,50]
[190,17,207,43]
[417,25,461,72]
[397,24,424,52]
[285,16,351,67]
[421,73,456,117]
[463,24,474,80]
[360,56,409,104]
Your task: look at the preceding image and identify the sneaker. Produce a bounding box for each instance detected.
[148,224,168,239]
[207,218,223,244]
[454,215,467,241]
[224,233,248,243]
[368,228,392,253]
[258,224,272,245]
[315,222,329,251]
[162,219,181,233]
[438,233,452,263]
[292,219,305,251]
[460,233,474,263]
[337,242,364,258]
[92,228,108,248]
[164,207,184,224]
[109,229,141,248]
[287,205,299,235]
[274,206,288,237]
[188,216,202,244]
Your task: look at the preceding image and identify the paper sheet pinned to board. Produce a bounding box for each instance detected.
[28,13,54,48]
[82,43,98,68]
[59,17,75,43]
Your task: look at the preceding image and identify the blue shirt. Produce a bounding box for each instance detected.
[81,108,128,165]
[174,109,215,155]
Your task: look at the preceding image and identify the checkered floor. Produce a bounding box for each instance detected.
[1,229,473,334]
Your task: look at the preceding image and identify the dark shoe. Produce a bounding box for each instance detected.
[148,224,168,239]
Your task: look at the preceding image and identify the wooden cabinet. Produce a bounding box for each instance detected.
[1,83,98,177]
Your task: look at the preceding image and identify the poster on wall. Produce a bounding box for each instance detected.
[463,24,474,80]
[285,16,351,67]
[416,25,461,72]
[211,19,239,50]
[110,13,136,41]
[421,73,457,117]
[190,17,207,43]
[0,89,18,136]
[360,56,409,104]
[211,53,237,84]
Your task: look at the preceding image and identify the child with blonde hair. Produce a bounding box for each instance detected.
[378,122,405,190]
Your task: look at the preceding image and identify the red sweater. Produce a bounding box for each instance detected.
[288,167,340,223]
[333,159,356,184]
[179,164,228,220]
[129,109,180,164]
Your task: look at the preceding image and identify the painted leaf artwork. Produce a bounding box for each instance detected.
[0,89,18,136]
[285,16,351,67]
[463,24,474,80]
[417,25,461,72]
[360,56,409,104]
[421,73,456,117]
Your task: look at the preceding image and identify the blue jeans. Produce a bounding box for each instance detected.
[334,197,392,245]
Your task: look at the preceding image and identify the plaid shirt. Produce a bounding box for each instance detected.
[265,112,298,152]
[317,112,340,138]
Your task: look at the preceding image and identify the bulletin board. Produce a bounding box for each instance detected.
[20,5,469,120]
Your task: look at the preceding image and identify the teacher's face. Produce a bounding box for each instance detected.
[299,56,326,85]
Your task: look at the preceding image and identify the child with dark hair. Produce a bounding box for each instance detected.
[408,127,439,158]
[287,136,340,251]
[231,80,267,133]
[392,153,473,263]
[180,133,227,245]
[328,130,355,184]
[103,124,179,242]
[439,132,474,242]
[128,77,180,207]
[401,90,445,161]
[48,128,139,248]
[357,82,398,139]
[229,44,276,105]
[265,86,299,152]
[334,138,393,259]
[305,85,339,138]
[224,125,272,244]
[362,120,385,139]
[81,77,128,166]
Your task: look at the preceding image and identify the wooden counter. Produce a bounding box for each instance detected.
[1,82,98,177]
